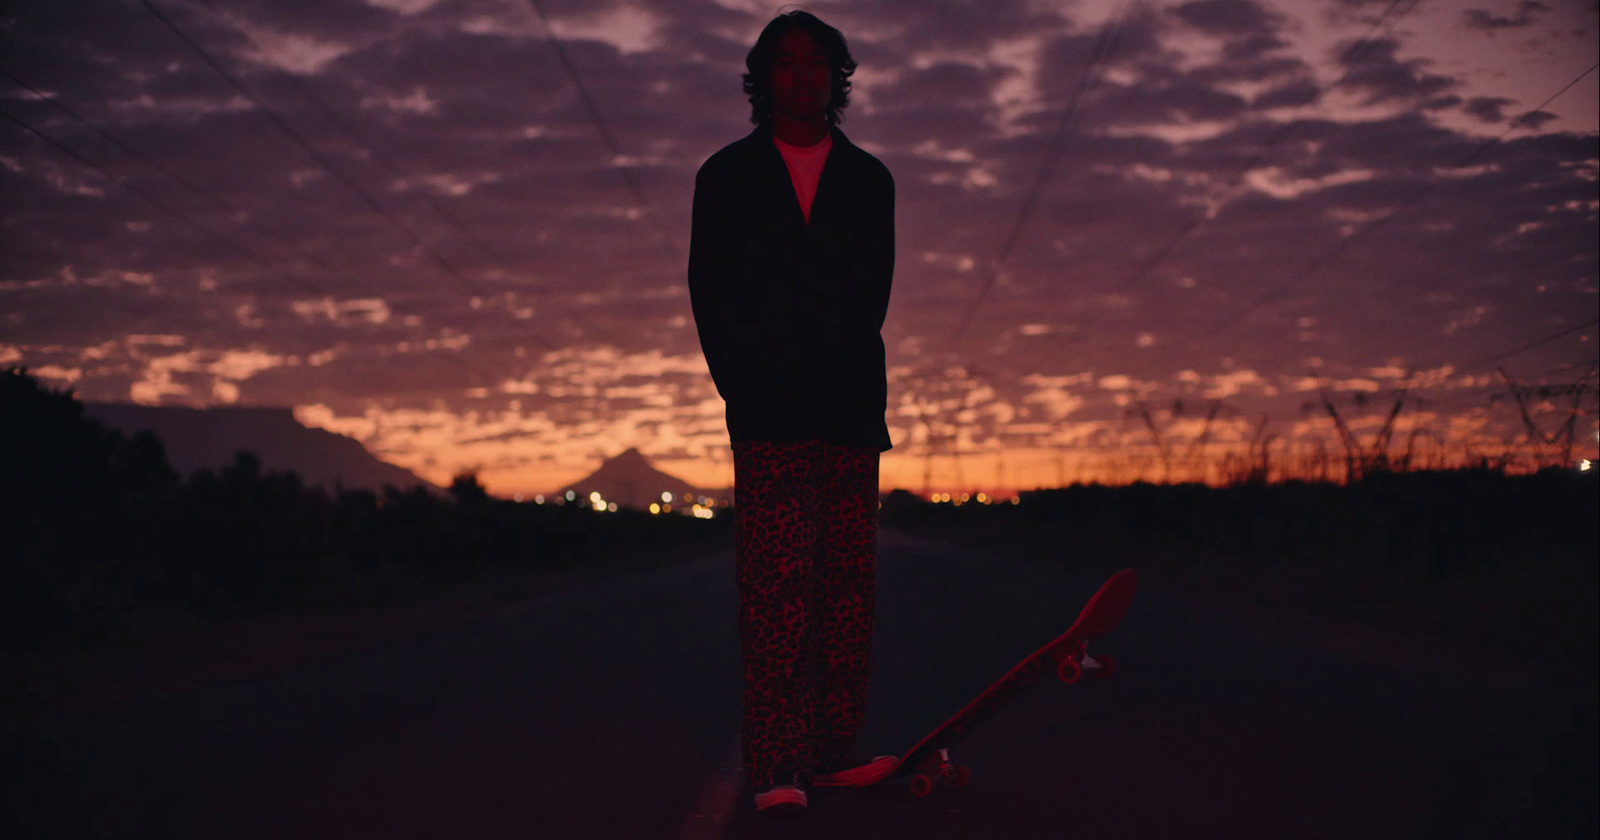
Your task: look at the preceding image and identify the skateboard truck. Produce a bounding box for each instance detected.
[912,652,1118,795]
[909,748,973,798]
[1057,645,1119,684]
[881,569,1138,798]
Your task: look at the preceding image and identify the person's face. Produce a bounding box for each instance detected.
[770,28,831,122]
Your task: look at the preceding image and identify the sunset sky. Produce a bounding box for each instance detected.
[3,0,1596,495]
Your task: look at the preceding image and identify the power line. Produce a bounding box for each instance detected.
[1458,318,1598,375]
[931,5,1134,471]
[3,5,596,411]
[947,0,1421,348]
[185,0,531,292]
[171,0,605,352]
[935,1,1422,461]
[0,102,328,293]
[135,0,489,299]
[509,0,689,358]
[1115,0,1423,296]
[0,64,338,276]
[6,93,512,389]
[953,3,1131,340]
[520,0,681,265]
[1203,59,1600,340]
[0,96,512,387]
[2,79,511,393]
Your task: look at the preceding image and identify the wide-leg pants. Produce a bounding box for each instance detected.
[732,440,879,787]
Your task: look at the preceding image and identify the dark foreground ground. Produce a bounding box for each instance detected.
[5,529,1596,839]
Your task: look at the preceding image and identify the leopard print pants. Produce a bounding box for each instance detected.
[733,439,879,787]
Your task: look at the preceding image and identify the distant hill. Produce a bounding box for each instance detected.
[83,403,438,494]
[559,448,709,510]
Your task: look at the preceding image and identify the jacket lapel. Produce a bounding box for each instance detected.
[809,129,842,234]
[751,126,809,237]
[752,124,856,235]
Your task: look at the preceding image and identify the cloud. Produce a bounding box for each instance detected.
[3,0,1595,489]
[1172,0,1277,36]
[1461,2,1551,33]
[1514,109,1559,130]
[1462,95,1517,123]
[1332,38,1458,107]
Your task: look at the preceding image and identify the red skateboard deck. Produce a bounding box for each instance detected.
[880,568,1138,797]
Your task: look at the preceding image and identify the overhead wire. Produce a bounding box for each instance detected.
[929,0,1412,468]
[6,0,717,455]
[0,96,510,389]
[509,0,692,358]
[1000,40,1592,478]
[1114,0,1423,295]
[5,10,516,389]
[917,4,1131,479]
[520,0,682,265]
[918,0,1429,460]
[951,1,1131,341]
[134,0,489,299]
[1183,57,1600,447]
[1104,56,1600,452]
[0,64,338,277]
[174,0,593,361]
[134,0,596,391]
[0,102,327,296]
[184,0,529,292]
[1201,59,1600,340]
[926,3,1134,485]
[1457,318,1599,376]
[951,0,1422,349]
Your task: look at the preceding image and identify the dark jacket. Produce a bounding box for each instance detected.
[688,124,895,451]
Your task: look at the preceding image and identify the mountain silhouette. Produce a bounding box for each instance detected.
[559,448,710,510]
[83,403,437,494]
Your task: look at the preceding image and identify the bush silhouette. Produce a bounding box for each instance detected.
[0,368,728,653]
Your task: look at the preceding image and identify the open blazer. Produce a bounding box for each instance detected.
[688,124,896,452]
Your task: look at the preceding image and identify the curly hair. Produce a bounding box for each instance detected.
[742,11,856,127]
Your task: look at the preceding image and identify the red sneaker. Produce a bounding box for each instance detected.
[754,770,809,815]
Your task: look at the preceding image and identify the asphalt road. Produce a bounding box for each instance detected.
[7,531,1595,839]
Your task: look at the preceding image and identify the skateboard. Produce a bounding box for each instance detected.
[879,568,1138,797]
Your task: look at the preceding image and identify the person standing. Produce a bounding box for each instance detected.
[687,11,897,816]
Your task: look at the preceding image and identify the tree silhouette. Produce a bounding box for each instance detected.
[448,471,490,505]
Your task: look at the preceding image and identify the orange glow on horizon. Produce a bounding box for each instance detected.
[370,434,1596,501]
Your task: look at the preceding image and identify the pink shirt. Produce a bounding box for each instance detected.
[773,132,833,225]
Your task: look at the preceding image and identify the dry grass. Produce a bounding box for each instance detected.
[891,517,1597,690]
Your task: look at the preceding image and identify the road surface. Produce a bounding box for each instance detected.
[7,530,1595,839]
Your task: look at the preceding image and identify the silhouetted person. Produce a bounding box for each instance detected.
[688,11,895,815]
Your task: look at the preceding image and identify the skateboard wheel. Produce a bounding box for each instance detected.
[1057,658,1082,684]
[1094,653,1118,678]
[949,765,973,789]
[910,774,935,798]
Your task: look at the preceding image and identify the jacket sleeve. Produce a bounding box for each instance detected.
[839,162,895,339]
[687,163,755,402]
[870,167,895,330]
